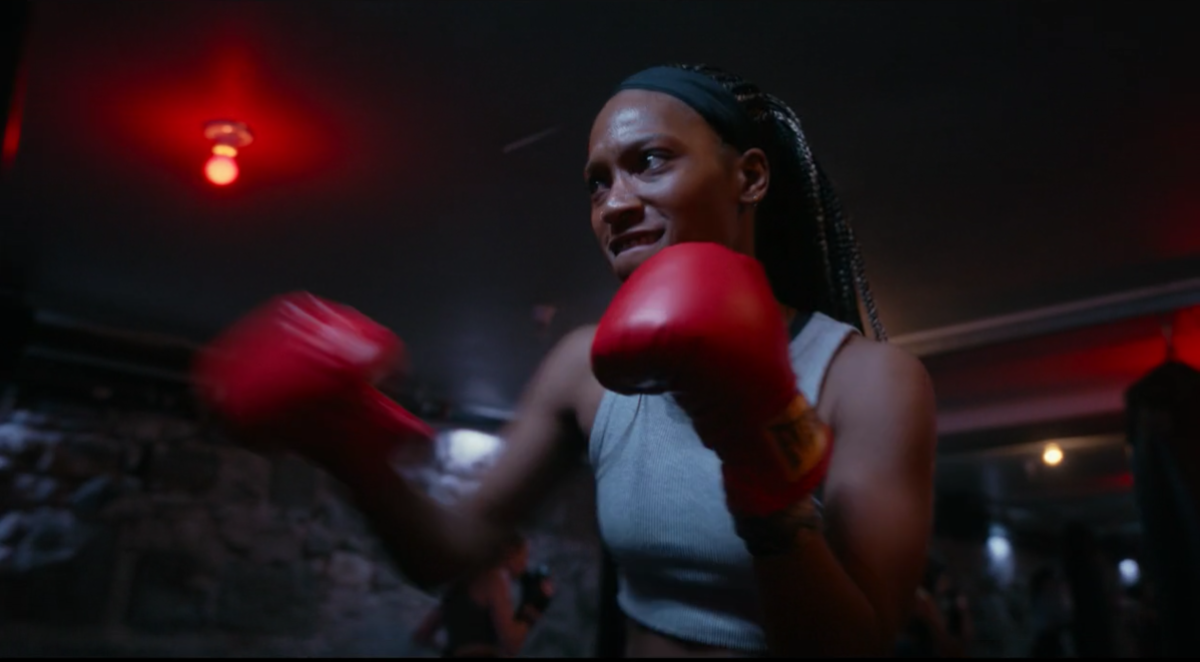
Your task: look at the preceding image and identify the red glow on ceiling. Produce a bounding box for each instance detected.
[37,4,439,213]
[929,307,1200,403]
[205,154,239,186]
[85,39,347,193]
[2,55,27,173]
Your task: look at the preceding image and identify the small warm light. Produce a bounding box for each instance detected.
[1042,442,1064,467]
[204,154,239,186]
[202,119,252,187]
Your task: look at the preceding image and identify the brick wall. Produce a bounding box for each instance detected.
[0,382,601,657]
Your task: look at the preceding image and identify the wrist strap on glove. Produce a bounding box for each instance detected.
[734,496,824,557]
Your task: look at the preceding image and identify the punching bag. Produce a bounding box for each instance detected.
[1125,359,1200,657]
[1061,522,1115,657]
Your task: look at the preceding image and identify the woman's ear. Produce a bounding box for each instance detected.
[737,147,770,207]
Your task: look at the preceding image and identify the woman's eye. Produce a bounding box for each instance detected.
[642,151,667,170]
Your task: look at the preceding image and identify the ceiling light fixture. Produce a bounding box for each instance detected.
[203,119,253,186]
[1042,442,1064,467]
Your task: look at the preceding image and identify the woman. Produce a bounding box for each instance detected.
[196,63,938,657]
[412,535,552,657]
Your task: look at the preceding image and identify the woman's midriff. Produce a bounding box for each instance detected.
[624,619,760,658]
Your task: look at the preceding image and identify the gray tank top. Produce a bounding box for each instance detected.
[588,312,858,652]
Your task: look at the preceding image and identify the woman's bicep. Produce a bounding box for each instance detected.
[822,341,938,639]
[461,326,596,529]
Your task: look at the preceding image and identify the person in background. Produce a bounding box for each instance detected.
[896,556,973,657]
[1027,565,1072,658]
[412,534,554,657]
[1128,580,1161,657]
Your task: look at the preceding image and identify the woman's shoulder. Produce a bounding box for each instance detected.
[823,334,935,433]
[556,324,598,355]
[553,325,606,427]
[830,334,930,388]
[519,324,605,432]
[538,325,598,388]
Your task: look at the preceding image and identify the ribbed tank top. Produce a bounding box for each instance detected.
[588,312,858,652]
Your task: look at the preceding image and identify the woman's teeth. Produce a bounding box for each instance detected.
[616,234,658,254]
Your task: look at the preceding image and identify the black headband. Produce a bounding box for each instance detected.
[613,66,758,151]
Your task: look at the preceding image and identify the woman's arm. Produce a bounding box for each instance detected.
[330,327,597,590]
[750,338,937,656]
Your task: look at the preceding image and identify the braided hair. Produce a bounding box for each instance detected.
[670,64,886,341]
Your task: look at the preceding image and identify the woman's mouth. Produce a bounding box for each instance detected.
[610,229,666,257]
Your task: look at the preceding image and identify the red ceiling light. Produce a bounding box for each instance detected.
[203,119,253,186]
[204,154,239,186]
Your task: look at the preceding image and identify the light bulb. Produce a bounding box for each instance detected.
[205,154,239,186]
[987,534,1012,561]
[202,120,252,187]
[1043,442,1063,467]
[1119,559,1140,586]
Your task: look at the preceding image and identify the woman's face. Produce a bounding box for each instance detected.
[584,89,767,281]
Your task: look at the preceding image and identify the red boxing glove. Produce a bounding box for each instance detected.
[591,243,832,518]
[192,293,434,469]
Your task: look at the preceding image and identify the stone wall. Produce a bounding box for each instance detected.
[2,366,1145,658]
[0,382,601,657]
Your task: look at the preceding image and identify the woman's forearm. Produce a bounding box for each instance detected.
[330,449,507,591]
[751,528,889,657]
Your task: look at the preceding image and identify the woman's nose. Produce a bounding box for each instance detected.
[600,177,643,230]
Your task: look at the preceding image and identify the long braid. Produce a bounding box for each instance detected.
[763,95,838,319]
[670,64,887,340]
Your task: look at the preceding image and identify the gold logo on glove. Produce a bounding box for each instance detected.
[765,396,830,483]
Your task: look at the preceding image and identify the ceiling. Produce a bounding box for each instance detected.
[2,1,1198,540]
